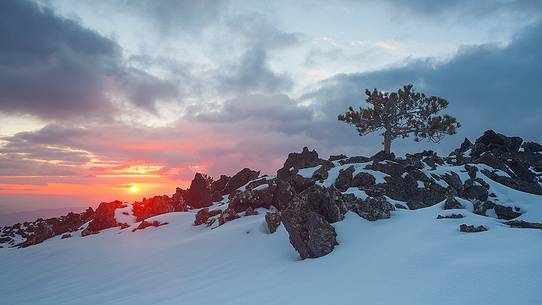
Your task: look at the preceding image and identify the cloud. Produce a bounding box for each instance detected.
[300,22,542,155]
[213,13,303,95]
[215,48,294,94]
[0,0,178,120]
[380,0,542,19]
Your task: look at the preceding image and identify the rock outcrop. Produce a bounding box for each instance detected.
[459,224,488,233]
[184,173,213,208]
[132,193,186,221]
[3,129,541,262]
[82,201,125,236]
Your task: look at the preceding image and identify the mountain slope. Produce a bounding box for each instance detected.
[1,203,541,305]
[1,129,541,304]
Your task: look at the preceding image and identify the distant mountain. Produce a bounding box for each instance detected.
[1,129,541,304]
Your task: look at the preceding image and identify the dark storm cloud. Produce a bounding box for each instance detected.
[108,0,227,34]
[194,94,314,135]
[215,48,293,94]
[300,22,542,156]
[214,14,303,95]
[0,0,178,120]
[379,0,542,18]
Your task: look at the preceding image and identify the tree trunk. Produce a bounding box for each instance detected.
[383,132,392,154]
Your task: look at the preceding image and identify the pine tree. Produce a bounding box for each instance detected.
[338,84,460,154]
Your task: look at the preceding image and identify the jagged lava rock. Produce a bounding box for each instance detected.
[184,173,213,208]
[82,200,124,236]
[265,212,281,233]
[222,168,260,195]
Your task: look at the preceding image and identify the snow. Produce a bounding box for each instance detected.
[417,180,425,188]
[252,184,269,191]
[343,187,368,200]
[297,165,322,178]
[475,163,512,178]
[115,203,137,226]
[1,204,541,305]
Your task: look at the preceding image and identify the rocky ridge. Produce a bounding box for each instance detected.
[1,130,541,259]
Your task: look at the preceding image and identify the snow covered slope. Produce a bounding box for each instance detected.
[0,203,541,305]
[1,129,542,305]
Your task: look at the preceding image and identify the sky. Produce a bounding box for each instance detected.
[0,0,541,214]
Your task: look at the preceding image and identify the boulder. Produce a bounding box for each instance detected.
[272,179,296,211]
[211,175,230,193]
[295,185,346,223]
[329,154,347,161]
[184,173,213,208]
[132,220,167,232]
[474,129,523,154]
[437,214,464,219]
[222,168,260,195]
[443,196,463,210]
[371,150,396,162]
[265,212,281,233]
[351,172,376,187]
[462,185,489,202]
[523,141,542,153]
[459,224,488,233]
[218,207,240,226]
[228,184,274,213]
[505,220,542,229]
[277,147,321,179]
[193,208,222,226]
[132,194,186,221]
[493,204,522,220]
[82,200,124,236]
[334,166,355,191]
[281,208,337,259]
[350,196,394,221]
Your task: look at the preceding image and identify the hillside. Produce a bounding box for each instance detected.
[1,129,541,305]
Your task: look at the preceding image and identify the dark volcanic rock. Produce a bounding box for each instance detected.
[244,206,258,216]
[82,200,124,236]
[505,220,542,229]
[132,220,167,232]
[334,166,355,191]
[462,185,489,202]
[329,154,347,161]
[133,194,186,222]
[222,168,260,195]
[475,129,523,153]
[349,196,394,221]
[218,207,240,226]
[281,207,337,259]
[211,175,231,193]
[279,184,345,258]
[437,214,464,219]
[61,233,72,239]
[229,184,274,213]
[273,180,296,210]
[459,224,488,233]
[184,173,213,208]
[493,204,522,220]
[523,141,542,153]
[194,208,222,226]
[371,150,396,162]
[6,208,94,248]
[443,196,463,210]
[265,211,281,233]
[351,172,376,188]
[277,147,321,179]
[294,185,347,223]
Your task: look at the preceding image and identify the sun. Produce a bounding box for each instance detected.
[129,185,139,193]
